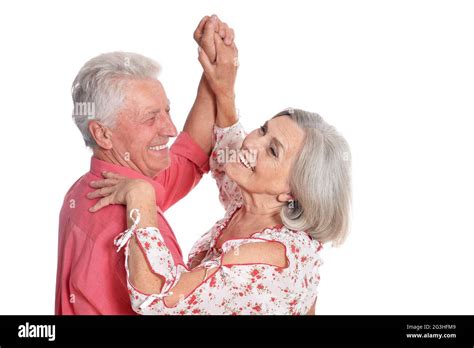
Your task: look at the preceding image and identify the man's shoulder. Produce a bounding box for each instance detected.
[59,171,127,241]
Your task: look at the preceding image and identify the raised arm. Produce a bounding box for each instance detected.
[183,15,235,155]
[198,31,239,128]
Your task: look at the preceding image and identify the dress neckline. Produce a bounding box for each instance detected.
[211,204,284,251]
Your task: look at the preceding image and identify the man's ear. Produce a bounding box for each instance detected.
[88,121,113,150]
[277,192,294,204]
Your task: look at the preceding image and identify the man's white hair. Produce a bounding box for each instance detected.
[71,51,161,147]
[276,109,352,247]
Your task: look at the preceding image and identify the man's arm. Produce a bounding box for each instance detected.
[183,74,216,155]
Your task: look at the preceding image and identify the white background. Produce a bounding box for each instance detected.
[0,0,473,315]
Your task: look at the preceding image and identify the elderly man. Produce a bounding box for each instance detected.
[55,15,235,314]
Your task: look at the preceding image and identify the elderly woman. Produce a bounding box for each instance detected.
[88,30,351,315]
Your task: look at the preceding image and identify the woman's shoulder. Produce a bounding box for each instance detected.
[253,225,323,254]
[251,226,324,271]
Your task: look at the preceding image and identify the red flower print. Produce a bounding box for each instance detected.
[257,284,264,290]
[209,276,217,288]
[144,242,151,250]
[252,304,262,312]
[188,294,197,305]
[192,309,201,314]
[301,256,308,263]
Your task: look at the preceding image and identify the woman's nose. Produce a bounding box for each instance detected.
[242,131,263,151]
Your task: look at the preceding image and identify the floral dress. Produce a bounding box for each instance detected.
[116,122,324,315]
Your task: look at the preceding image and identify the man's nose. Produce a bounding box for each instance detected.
[159,113,178,138]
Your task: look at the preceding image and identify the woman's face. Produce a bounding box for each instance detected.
[225,115,305,198]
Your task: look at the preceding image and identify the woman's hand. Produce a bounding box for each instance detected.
[198,32,238,99]
[194,15,234,63]
[87,171,155,212]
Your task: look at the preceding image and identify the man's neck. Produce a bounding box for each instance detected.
[93,148,145,176]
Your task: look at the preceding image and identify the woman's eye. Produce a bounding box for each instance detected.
[259,125,266,135]
[270,146,277,157]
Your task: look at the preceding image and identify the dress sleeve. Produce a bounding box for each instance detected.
[210,122,246,211]
[186,229,213,269]
[121,224,322,315]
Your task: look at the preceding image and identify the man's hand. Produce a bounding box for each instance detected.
[194,15,234,63]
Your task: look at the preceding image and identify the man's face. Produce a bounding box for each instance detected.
[111,78,177,177]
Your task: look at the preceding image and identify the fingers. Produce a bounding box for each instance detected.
[89,178,118,189]
[209,15,234,46]
[101,171,124,180]
[87,186,114,199]
[221,23,234,45]
[227,28,235,46]
[89,197,112,213]
[198,47,214,75]
[201,16,217,62]
[214,32,234,63]
[193,16,210,43]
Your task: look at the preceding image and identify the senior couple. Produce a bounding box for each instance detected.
[55,15,351,315]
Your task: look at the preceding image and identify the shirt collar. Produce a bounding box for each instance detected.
[90,157,167,208]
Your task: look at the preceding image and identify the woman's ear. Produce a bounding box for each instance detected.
[89,121,113,150]
[277,192,294,203]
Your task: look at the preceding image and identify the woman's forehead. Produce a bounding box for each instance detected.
[267,116,305,152]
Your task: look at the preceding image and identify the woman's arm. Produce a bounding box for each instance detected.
[88,174,319,314]
[198,32,239,128]
[183,15,235,154]
[88,174,165,293]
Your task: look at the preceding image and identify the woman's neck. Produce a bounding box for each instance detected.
[239,191,283,225]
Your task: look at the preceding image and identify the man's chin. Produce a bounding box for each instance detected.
[143,155,171,178]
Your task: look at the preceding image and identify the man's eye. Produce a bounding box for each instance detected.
[145,116,156,124]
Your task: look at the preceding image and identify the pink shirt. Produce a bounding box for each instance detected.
[55,132,209,315]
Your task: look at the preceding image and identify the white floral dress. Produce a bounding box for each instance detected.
[117,122,324,315]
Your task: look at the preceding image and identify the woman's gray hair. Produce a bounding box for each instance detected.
[71,51,161,147]
[276,108,352,246]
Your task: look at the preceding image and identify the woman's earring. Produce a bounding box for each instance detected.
[288,200,295,209]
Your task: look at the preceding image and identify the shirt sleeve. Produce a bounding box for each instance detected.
[154,131,210,211]
[122,225,322,315]
[210,122,246,211]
